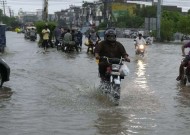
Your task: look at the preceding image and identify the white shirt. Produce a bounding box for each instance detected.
[135,37,146,45]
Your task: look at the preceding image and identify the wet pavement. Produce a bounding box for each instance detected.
[0,31,190,135]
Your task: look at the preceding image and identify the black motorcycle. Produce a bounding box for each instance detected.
[98,56,129,105]
[0,58,10,87]
[180,57,190,85]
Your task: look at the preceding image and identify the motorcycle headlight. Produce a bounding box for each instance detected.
[139,45,144,49]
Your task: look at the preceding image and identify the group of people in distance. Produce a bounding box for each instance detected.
[41,25,190,82]
[41,25,154,81]
[41,25,83,52]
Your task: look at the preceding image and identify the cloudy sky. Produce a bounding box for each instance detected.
[2,0,190,16]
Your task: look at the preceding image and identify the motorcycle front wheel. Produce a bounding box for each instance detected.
[181,76,187,85]
[112,84,121,100]
[0,71,4,87]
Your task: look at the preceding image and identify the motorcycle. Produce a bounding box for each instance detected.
[62,41,79,53]
[98,56,129,105]
[0,58,10,87]
[180,56,190,85]
[146,37,153,45]
[30,35,37,41]
[136,44,145,57]
[87,40,100,54]
[56,37,63,51]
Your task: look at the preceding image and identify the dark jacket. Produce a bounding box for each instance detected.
[76,31,83,42]
[96,40,128,59]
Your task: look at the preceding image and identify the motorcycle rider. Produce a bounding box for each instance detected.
[95,29,130,80]
[29,27,37,40]
[63,29,72,46]
[87,29,101,53]
[76,29,83,48]
[134,33,146,48]
[53,26,62,46]
[176,41,190,81]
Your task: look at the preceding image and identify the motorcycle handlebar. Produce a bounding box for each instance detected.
[100,56,126,64]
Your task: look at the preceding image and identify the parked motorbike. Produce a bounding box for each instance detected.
[30,35,37,41]
[98,56,129,105]
[180,56,190,85]
[136,44,145,57]
[0,58,10,87]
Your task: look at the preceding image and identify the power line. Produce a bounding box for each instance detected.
[0,0,7,16]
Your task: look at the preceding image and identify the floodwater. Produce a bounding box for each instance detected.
[0,31,190,135]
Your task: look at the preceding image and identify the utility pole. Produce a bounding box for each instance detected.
[0,0,7,16]
[43,0,48,21]
[103,0,108,24]
[156,0,161,41]
[8,6,11,17]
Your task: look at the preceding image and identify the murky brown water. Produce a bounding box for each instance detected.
[0,31,190,135]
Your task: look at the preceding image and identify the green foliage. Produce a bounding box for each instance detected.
[136,5,157,18]
[188,9,190,15]
[160,18,175,41]
[97,22,107,30]
[160,10,190,41]
[116,14,144,28]
[35,21,57,44]
[177,15,190,35]
[0,9,21,29]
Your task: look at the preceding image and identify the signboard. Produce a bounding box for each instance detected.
[111,3,136,18]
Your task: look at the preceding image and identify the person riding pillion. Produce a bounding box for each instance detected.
[95,29,130,80]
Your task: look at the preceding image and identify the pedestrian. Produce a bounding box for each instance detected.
[71,29,78,52]
[42,25,50,52]
[76,29,83,48]
[53,26,62,46]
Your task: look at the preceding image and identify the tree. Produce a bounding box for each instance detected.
[135,5,157,18]
[160,18,175,41]
[177,15,190,35]
[35,21,56,45]
[116,13,144,28]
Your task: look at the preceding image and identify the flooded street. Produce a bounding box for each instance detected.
[0,31,190,135]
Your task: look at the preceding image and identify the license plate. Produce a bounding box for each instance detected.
[111,72,120,76]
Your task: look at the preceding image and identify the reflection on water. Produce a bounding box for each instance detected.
[0,86,13,99]
[1,33,190,135]
[95,108,127,135]
[135,59,148,89]
[176,84,190,107]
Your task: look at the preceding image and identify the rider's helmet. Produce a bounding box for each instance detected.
[104,29,116,43]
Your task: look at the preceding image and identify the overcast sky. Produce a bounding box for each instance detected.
[2,0,190,16]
